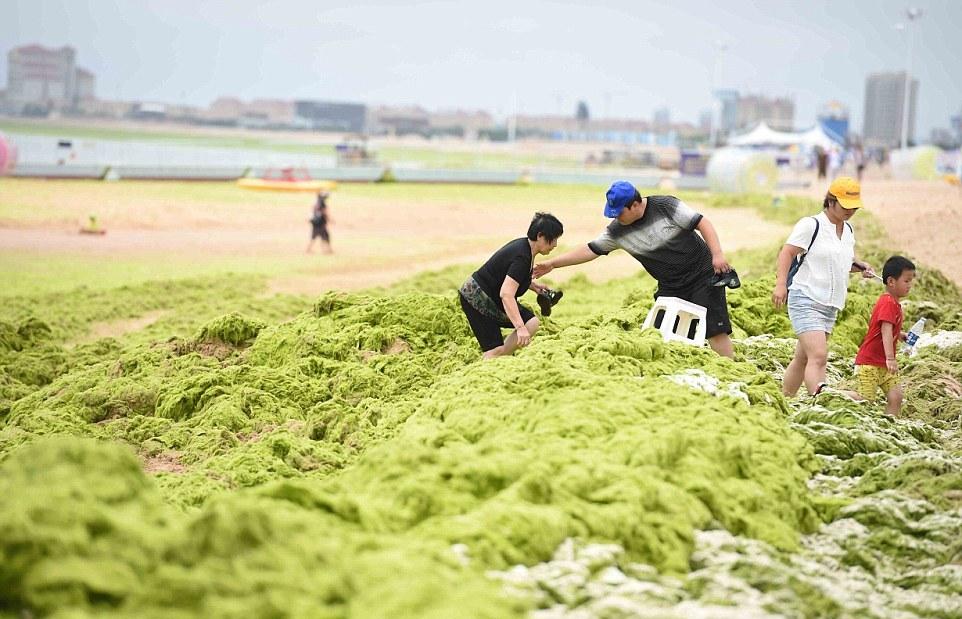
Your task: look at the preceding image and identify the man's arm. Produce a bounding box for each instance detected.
[695,216,730,273]
[533,244,599,278]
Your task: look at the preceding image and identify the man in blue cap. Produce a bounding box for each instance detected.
[533,180,736,357]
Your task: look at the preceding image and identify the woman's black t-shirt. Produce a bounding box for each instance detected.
[472,238,533,310]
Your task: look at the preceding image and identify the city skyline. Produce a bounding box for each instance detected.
[3,0,960,137]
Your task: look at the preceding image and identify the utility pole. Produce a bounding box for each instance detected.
[899,7,922,150]
[709,40,728,148]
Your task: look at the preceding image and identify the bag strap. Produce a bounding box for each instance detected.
[796,216,820,268]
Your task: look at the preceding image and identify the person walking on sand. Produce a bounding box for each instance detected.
[533,181,738,358]
[306,192,333,254]
[772,176,877,397]
[459,212,563,360]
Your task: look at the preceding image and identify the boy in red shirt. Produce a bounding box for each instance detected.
[854,256,916,416]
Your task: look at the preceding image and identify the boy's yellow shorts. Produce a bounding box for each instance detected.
[855,364,900,400]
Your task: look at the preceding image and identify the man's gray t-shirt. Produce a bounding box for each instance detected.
[587,195,713,289]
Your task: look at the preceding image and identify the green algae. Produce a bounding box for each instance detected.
[2,193,962,617]
[194,312,266,346]
[0,280,826,616]
[0,437,169,614]
[0,437,524,618]
[0,274,306,422]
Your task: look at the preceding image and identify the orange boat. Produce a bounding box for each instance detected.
[237,167,337,193]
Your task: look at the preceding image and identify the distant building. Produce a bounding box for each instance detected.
[295,100,367,133]
[949,108,961,145]
[698,109,713,133]
[427,109,495,139]
[367,105,429,136]
[207,97,247,121]
[76,98,132,118]
[513,115,677,146]
[128,102,167,120]
[652,107,670,131]
[817,100,849,143]
[736,94,794,131]
[863,71,918,148]
[200,97,294,127]
[247,99,295,126]
[5,44,95,112]
[75,67,95,101]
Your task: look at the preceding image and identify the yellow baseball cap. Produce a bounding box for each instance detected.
[829,176,864,209]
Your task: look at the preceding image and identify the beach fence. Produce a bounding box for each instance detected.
[4,132,811,190]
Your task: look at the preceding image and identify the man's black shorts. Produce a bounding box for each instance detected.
[459,293,535,352]
[655,278,732,339]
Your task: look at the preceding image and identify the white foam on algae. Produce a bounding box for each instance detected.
[917,330,962,350]
[663,368,750,403]
[489,514,962,619]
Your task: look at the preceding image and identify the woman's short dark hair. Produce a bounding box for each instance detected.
[528,212,564,242]
[882,255,916,283]
[823,192,836,210]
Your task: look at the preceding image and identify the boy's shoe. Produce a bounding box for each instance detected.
[537,289,564,317]
[710,268,741,289]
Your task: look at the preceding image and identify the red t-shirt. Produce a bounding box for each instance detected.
[855,293,904,367]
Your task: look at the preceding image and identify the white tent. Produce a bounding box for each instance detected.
[728,122,843,150]
[797,124,843,150]
[728,123,794,147]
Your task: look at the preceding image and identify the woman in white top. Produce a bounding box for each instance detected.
[772,176,877,397]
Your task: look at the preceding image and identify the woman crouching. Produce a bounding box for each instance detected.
[459,212,563,359]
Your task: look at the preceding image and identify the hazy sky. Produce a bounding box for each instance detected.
[3,0,961,137]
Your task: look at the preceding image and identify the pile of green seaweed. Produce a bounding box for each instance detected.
[2,223,961,618]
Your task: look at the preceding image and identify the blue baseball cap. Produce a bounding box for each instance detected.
[604,181,638,218]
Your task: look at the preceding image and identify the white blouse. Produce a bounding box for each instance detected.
[786,211,855,309]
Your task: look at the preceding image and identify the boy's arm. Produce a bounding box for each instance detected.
[881,322,898,373]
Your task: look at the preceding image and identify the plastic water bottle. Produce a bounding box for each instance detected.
[902,317,926,356]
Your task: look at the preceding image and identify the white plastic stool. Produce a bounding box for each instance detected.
[642,296,707,347]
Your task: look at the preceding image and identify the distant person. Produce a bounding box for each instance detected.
[827,146,842,179]
[459,212,563,359]
[956,150,962,187]
[533,181,738,358]
[852,256,916,416]
[853,145,867,182]
[306,192,333,254]
[815,146,828,179]
[772,176,877,397]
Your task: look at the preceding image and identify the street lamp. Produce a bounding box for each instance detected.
[899,7,923,150]
[709,40,728,148]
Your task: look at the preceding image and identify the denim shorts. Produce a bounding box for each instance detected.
[787,289,838,335]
